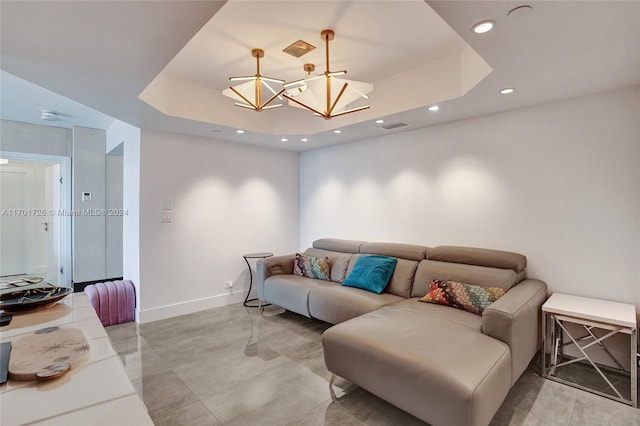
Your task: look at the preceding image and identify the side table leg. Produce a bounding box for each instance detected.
[542,311,547,376]
[632,327,637,408]
[243,256,253,307]
[551,316,559,375]
[241,253,273,308]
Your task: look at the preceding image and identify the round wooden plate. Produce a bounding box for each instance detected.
[8,326,90,381]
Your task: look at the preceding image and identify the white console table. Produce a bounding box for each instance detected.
[0,293,153,425]
[541,292,637,407]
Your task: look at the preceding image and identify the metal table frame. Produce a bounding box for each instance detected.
[242,252,273,308]
[541,295,637,407]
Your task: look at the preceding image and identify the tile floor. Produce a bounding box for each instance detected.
[106,303,640,426]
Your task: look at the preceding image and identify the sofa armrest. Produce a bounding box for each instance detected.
[482,279,547,386]
[256,255,295,300]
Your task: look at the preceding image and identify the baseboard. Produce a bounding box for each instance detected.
[137,289,251,323]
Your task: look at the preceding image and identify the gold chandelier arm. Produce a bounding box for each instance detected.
[327,71,347,77]
[230,86,258,109]
[229,76,256,81]
[330,105,370,118]
[283,93,326,117]
[260,88,286,109]
[256,78,262,107]
[256,54,260,76]
[325,32,330,74]
[328,82,349,116]
[326,73,331,114]
[284,78,305,89]
[261,76,285,84]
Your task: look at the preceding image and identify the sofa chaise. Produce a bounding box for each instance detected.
[256,238,547,426]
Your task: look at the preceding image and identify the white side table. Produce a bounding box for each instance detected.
[541,293,637,407]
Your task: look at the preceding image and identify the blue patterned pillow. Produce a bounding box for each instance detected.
[342,255,397,294]
[293,253,331,281]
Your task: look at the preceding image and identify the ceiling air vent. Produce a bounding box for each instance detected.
[380,122,409,130]
[283,40,316,58]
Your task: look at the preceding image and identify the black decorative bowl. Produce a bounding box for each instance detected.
[0,287,73,313]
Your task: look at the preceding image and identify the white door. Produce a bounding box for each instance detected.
[45,164,61,285]
[0,169,28,276]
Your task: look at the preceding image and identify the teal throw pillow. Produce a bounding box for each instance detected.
[342,255,397,294]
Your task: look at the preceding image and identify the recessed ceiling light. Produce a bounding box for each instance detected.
[499,88,515,95]
[375,119,384,124]
[472,20,495,34]
[333,130,342,134]
[281,138,288,142]
[301,138,308,142]
[428,105,439,111]
[236,129,245,134]
[0,159,8,165]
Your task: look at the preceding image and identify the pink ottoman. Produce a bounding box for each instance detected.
[84,280,136,326]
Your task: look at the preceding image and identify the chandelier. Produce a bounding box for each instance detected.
[222,49,285,111]
[283,30,372,119]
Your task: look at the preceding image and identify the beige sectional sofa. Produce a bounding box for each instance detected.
[256,238,547,426]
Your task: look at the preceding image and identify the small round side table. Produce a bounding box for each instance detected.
[242,252,273,307]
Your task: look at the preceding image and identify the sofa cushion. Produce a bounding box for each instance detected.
[419,279,507,315]
[309,283,403,324]
[312,238,365,253]
[428,246,527,273]
[383,258,418,298]
[388,298,482,331]
[412,259,520,298]
[323,305,512,426]
[360,242,428,261]
[342,255,397,294]
[293,253,331,281]
[304,248,354,283]
[263,275,327,318]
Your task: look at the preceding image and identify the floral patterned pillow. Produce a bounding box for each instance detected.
[419,279,507,315]
[293,253,331,281]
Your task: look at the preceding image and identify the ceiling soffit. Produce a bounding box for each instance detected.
[138,0,491,136]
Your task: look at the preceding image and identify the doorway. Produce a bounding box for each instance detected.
[0,152,72,287]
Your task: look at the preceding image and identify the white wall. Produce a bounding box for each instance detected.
[138,130,299,322]
[105,154,123,278]
[300,87,640,308]
[72,127,106,282]
[107,119,141,319]
[0,119,71,156]
[27,163,46,274]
